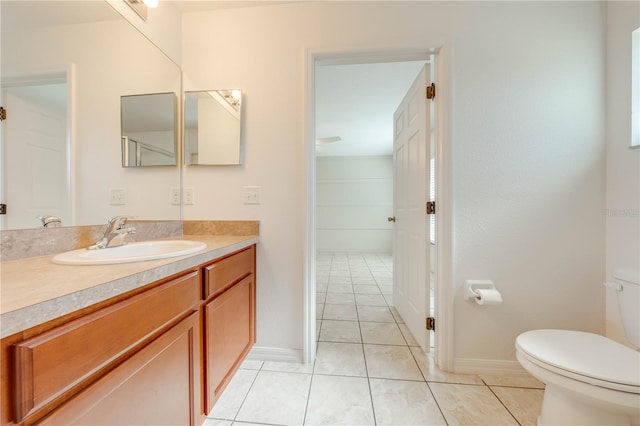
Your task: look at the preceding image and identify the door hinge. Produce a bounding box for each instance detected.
[0,107,6,121]
[426,201,436,215]
[0,204,6,215]
[426,316,435,331]
[426,83,436,100]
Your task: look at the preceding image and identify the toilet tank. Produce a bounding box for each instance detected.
[614,269,640,348]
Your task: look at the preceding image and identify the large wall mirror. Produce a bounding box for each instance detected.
[184,90,243,165]
[0,1,181,230]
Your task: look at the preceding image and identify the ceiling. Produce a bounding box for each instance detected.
[315,61,426,157]
[169,1,294,13]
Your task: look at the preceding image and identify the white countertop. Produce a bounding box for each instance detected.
[0,235,258,338]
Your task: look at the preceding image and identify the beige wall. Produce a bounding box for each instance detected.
[181,1,606,367]
[605,1,640,346]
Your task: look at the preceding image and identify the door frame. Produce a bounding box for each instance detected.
[303,42,454,371]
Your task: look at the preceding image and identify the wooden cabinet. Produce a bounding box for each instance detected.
[37,312,200,426]
[0,244,256,426]
[13,272,200,422]
[202,246,256,413]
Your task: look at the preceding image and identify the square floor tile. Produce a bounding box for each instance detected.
[355,294,388,307]
[325,293,356,305]
[353,285,381,295]
[235,370,311,425]
[208,368,258,420]
[202,419,232,426]
[364,344,424,381]
[318,320,362,343]
[379,285,393,295]
[491,386,544,426]
[399,323,419,346]
[262,361,314,374]
[305,375,374,425]
[316,292,326,303]
[313,342,366,377]
[316,303,324,320]
[389,307,405,323]
[327,283,354,293]
[323,304,358,321]
[429,383,519,425]
[369,378,446,425]
[480,374,545,389]
[357,306,395,322]
[410,347,483,385]
[360,322,406,345]
[239,360,263,370]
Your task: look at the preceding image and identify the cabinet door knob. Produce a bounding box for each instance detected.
[387,216,396,223]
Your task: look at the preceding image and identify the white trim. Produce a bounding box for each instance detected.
[433,42,454,373]
[304,42,454,371]
[454,358,529,376]
[247,346,303,363]
[303,47,317,365]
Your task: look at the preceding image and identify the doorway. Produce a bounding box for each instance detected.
[304,47,452,369]
[1,73,72,231]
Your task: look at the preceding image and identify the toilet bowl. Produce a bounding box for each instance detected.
[517,329,639,425]
[516,270,640,426]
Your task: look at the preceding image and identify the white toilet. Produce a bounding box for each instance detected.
[516,270,640,426]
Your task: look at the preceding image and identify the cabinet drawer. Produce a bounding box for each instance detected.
[37,312,200,426]
[204,246,254,298]
[12,271,200,422]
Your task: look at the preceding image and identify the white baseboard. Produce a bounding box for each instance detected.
[246,346,303,363]
[453,358,528,375]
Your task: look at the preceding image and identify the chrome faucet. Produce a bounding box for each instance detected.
[87,216,136,250]
[37,215,62,228]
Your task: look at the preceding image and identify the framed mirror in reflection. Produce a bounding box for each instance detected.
[121,93,177,167]
[184,90,243,165]
[0,1,181,230]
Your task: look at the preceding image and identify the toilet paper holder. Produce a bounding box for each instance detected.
[465,280,501,301]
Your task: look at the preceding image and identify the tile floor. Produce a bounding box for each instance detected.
[204,252,545,426]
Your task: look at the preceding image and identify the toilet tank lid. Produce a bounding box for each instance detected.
[614,269,640,286]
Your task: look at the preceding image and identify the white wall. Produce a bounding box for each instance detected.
[182,1,606,366]
[316,156,393,253]
[605,1,640,346]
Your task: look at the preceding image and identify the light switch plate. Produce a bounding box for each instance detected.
[242,186,261,204]
[110,188,127,205]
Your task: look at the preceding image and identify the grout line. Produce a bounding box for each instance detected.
[487,384,523,426]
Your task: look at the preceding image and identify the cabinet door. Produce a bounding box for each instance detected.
[204,275,255,412]
[37,312,201,426]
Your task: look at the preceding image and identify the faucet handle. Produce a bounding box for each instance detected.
[107,215,137,230]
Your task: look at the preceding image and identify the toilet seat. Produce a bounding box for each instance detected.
[516,329,640,394]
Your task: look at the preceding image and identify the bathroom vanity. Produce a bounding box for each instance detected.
[0,236,257,426]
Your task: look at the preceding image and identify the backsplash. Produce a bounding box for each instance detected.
[0,220,260,262]
[183,220,259,236]
[0,221,182,262]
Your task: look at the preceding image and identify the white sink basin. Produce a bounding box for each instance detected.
[52,240,207,265]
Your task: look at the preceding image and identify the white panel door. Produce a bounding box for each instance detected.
[3,90,69,229]
[392,64,431,351]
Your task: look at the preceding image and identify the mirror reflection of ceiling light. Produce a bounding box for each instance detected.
[219,90,242,110]
[124,0,157,21]
[315,136,342,144]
